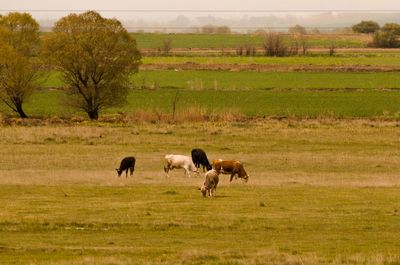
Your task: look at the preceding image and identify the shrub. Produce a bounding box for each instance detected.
[158,38,172,55]
[263,33,301,57]
[237,42,256,56]
[328,40,336,56]
[352,21,380,34]
[201,25,231,34]
[381,23,400,35]
[288,25,307,35]
[371,31,400,48]
[263,32,287,57]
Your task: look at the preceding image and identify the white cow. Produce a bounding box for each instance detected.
[200,169,220,197]
[164,154,199,177]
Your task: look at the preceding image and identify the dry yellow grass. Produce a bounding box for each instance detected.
[1,120,400,264]
[1,118,400,187]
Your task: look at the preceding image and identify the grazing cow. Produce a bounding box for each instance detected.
[164,154,199,177]
[200,169,220,197]
[191,148,212,172]
[116,156,136,177]
[212,159,249,182]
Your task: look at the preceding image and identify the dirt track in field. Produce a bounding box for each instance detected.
[140,62,400,72]
[140,47,400,56]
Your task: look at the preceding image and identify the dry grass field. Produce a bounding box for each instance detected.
[1,119,400,264]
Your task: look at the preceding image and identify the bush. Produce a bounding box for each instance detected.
[381,23,400,35]
[288,25,307,35]
[215,26,231,34]
[262,33,301,57]
[158,38,172,55]
[263,32,287,57]
[370,31,400,48]
[352,21,380,34]
[236,42,256,56]
[201,25,231,34]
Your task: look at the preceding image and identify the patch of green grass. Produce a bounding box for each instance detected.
[143,55,400,66]
[121,89,400,118]
[132,33,367,49]
[40,71,64,88]
[132,70,400,90]
[2,70,400,119]
[1,88,400,118]
[41,32,367,49]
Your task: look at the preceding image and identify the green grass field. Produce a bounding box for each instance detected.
[5,89,398,119]
[1,70,400,119]
[1,122,400,264]
[142,55,400,66]
[132,33,367,49]
[3,31,397,265]
[41,70,400,91]
[3,88,400,119]
[132,71,400,90]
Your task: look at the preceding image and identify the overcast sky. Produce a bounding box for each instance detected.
[2,0,400,28]
[2,0,400,12]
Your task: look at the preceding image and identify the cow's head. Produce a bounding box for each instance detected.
[116,168,122,177]
[242,174,249,182]
[199,185,207,197]
[191,165,200,176]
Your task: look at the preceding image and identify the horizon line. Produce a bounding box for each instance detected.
[2,9,400,13]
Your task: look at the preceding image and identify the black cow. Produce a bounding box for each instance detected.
[191,148,212,172]
[116,156,136,177]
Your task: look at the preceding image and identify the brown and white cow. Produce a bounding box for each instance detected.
[200,169,220,197]
[212,159,249,182]
[164,154,199,177]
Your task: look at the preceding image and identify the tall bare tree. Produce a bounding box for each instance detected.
[42,11,141,120]
[0,12,41,118]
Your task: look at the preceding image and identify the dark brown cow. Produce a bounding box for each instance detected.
[191,148,212,172]
[212,159,249,182]
[116,156,136,177]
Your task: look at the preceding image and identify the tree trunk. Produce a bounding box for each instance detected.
[87,109,99,120]
[16,104,28,118]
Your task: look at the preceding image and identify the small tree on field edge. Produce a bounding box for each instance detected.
[42,11,141,120]
[0,12,42,118]
[0,45,41,118]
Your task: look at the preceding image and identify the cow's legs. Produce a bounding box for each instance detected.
[164,165,170,177]
[130,167,134,176]
[184,167,190,177]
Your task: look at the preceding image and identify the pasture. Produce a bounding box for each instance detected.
[2,88,399,119]
[132,33,368,49]
[142,54,400,67]
[2,70,400,119]
[2,31,400,265]
[1,121,400,264]
[41,70,400,92]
